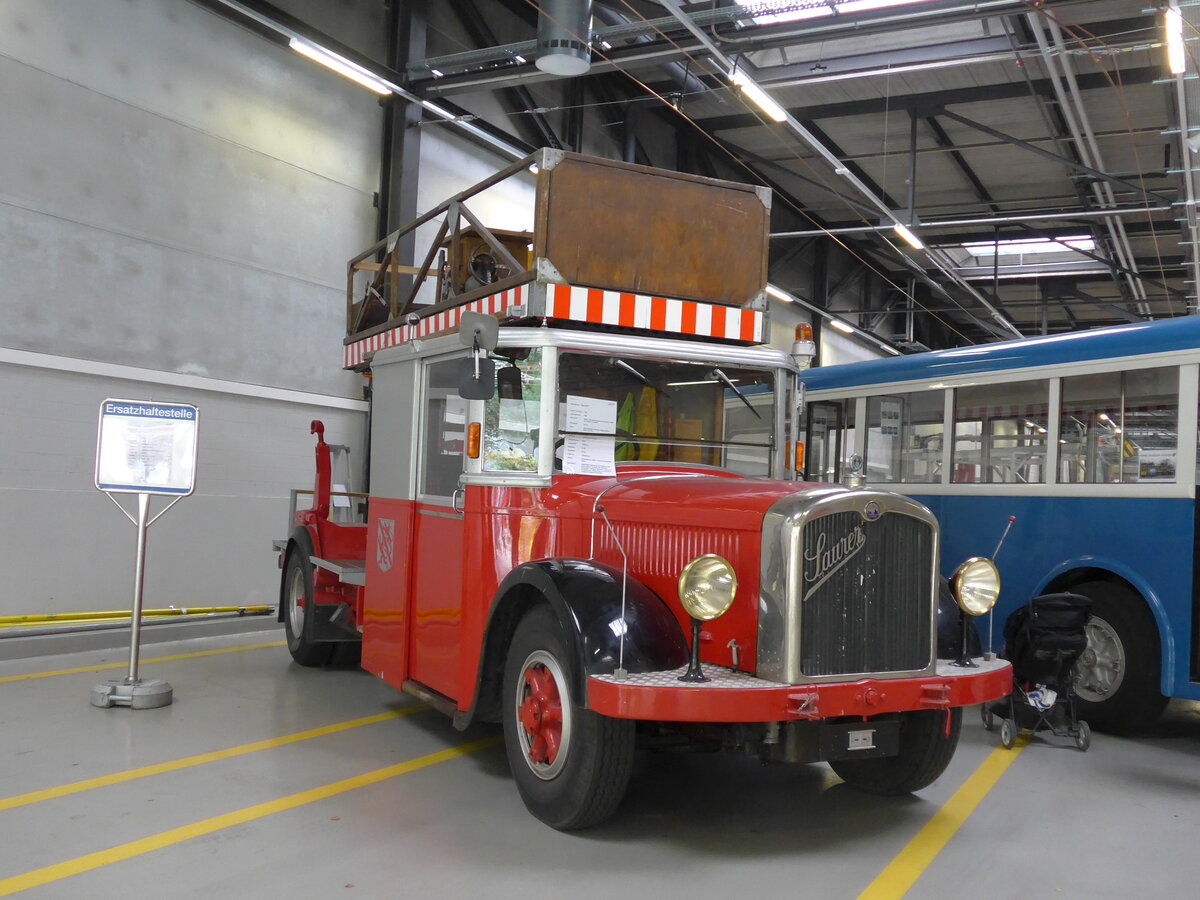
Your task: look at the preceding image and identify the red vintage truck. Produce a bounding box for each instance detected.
[276,151,1011,830]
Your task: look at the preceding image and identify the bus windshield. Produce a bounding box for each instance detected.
[557,352,776,476]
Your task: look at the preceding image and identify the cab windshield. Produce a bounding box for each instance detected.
[558,352,776,476]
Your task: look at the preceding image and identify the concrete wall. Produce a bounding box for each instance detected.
[0,0,384,616]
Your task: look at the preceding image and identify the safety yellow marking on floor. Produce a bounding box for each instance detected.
[0,708,422,812]
[856,737,1028,900]
[0,641,286,683]
[0,735,503,897]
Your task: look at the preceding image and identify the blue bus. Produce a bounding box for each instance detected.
[798,317,1200,730]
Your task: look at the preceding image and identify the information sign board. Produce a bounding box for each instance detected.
[95,399,199,495]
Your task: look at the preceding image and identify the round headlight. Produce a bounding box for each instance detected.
[678,554,737,621]
[951,557,1000,616]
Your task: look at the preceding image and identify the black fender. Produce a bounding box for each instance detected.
[454,559,688,730]
[277,527,315,624]
[936,577,982,659]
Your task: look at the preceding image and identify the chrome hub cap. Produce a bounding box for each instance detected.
[1074,615,1125,702]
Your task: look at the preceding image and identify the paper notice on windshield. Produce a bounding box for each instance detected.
[564,395,616,434]
[562,395,616,475]
[563,435,616,476]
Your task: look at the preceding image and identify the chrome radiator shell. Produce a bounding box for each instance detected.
[757,487,940,684]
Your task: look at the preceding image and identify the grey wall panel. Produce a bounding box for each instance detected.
[0,1,381,394]
[0,0,382,193]
[0,202,361,396]
[0,361,365,615]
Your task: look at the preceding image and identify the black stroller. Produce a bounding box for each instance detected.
[982,592,1092,751]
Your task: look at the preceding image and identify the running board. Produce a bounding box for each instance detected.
[310,556,366,586]
[401,680,458,718]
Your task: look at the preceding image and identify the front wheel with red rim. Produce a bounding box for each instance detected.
[502,605,634,830]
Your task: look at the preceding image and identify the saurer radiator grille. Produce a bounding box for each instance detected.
[799,511,933,676]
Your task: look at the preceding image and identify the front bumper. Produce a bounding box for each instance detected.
[587,656,1011,723]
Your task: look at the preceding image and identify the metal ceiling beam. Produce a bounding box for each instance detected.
[698,66,1160,133]
[938,109,1172,208]
[922,115,998,212]
[447,0,562,149]
[654,0,1020,340]
[412,0,1065,93]
[773,204,1171,238]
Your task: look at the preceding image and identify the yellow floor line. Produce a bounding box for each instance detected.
[0,641,286,683]
[0,708,422,812]
[856,737,1027,900]
[0,734,503,897]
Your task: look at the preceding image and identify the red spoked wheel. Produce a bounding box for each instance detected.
[501,605,634,830]
[515,651,574,779]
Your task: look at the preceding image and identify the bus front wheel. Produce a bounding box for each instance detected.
[1071,581,1167,731]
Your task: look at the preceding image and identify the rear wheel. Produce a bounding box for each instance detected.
[502,605,635,830]
[283,550,334,667]
[830,708,961,795]
[1070,581,1167,731]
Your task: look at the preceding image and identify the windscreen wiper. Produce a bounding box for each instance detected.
[609,358,671,395]
[711,368,761,419]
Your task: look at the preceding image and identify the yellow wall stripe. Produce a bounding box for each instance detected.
[0,708,421,812]
[0,641,286,684]
[0,735,503,897]
[856,738,1026,900]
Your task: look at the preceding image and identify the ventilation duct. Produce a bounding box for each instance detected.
[536,0,593,76]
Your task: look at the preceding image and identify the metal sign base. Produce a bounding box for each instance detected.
[90,678,173,709]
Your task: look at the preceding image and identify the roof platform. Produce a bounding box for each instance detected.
[343,150,772,370]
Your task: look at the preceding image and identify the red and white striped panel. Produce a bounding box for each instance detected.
[546,284,763,343]
[343,286,526,369]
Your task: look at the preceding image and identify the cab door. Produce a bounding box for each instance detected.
[408,354,468,699]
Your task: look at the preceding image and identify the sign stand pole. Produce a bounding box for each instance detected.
[91,397,199,710]
[91,492,175,709]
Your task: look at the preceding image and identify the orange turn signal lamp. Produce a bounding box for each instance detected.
[466,423,481,459]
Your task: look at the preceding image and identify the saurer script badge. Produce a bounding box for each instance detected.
[804,524,868,599]
[376,518,395,573]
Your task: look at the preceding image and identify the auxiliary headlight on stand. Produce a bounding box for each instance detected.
[949,557,1000,667]
[677,555,737,683]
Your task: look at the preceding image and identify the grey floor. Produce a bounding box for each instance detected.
[2,624,1199,900]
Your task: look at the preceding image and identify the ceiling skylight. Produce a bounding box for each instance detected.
[962,235,1095,257]
[747,0,940,26]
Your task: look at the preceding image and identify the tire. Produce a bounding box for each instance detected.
[830,708,962,795]
[502,605,635,830]
[980,704,995,731]
[1075,720,1091,752]
[283,549,334,667]
[1000,717,1016,750]
[1070,581,1168,731]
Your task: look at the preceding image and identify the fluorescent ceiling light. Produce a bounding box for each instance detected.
[963,235,1094,256]
[729,68,788,122]
[290,38,392,94]
[893,222,924,250]
[765,284,794,302]
[829,319,854,334]
[1167,6,1187,75]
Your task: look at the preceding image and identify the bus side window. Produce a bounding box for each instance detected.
[1060,367,1179,484]
[953,380,1049,484]
[805,400,849,482]
[866,390,944,484]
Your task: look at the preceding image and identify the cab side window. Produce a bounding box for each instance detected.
[420,357,468,499]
